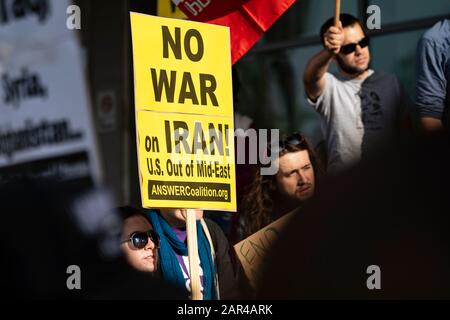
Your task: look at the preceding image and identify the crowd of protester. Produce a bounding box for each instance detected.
[2,15,449,299]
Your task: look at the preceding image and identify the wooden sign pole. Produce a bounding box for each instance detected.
[334,0,341,27]
[186,209,202,300]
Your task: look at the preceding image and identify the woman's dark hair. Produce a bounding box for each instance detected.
[116,205,148,222]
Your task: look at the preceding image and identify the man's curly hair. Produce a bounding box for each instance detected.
[240,135,322,239]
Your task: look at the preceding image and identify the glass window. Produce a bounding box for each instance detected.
[235,45,324,147]
[368,0,450,24]
[370,29,428,99]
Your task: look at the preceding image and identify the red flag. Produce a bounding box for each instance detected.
[173,0,296,64]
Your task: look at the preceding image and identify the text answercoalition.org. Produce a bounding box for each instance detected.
[148,180,230,202]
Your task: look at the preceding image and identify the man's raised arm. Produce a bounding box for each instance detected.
[304,22,344,102]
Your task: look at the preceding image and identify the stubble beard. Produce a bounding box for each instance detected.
[336,55,369,76]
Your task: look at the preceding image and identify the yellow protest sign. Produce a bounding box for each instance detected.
[130,13,236,211]
[157,0,187,19]
[234,212,295,289]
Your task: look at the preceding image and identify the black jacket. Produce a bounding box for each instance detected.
[203,218,239,300]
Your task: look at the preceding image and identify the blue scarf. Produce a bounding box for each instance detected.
[147,210,217,300]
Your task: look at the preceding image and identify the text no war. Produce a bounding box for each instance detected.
[150,25,220,107]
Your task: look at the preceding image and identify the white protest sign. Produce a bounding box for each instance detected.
[0,0,72,49]
[0,0,101,185]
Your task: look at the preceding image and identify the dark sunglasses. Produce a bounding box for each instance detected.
[340,37,370,55]
[269,132,306,153]
[121,230,160,249]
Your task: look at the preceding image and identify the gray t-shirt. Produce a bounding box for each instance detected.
[308,70,408,173]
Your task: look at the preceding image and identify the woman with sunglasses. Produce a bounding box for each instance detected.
[118,206,159,273]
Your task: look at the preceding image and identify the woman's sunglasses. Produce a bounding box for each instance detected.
[340,37,369,55]
[121,230,160,249]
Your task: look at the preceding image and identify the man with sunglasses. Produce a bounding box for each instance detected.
[304,14,411,173]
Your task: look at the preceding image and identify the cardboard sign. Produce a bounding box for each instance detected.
[130,13,236,211]
[234,212,294,288]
